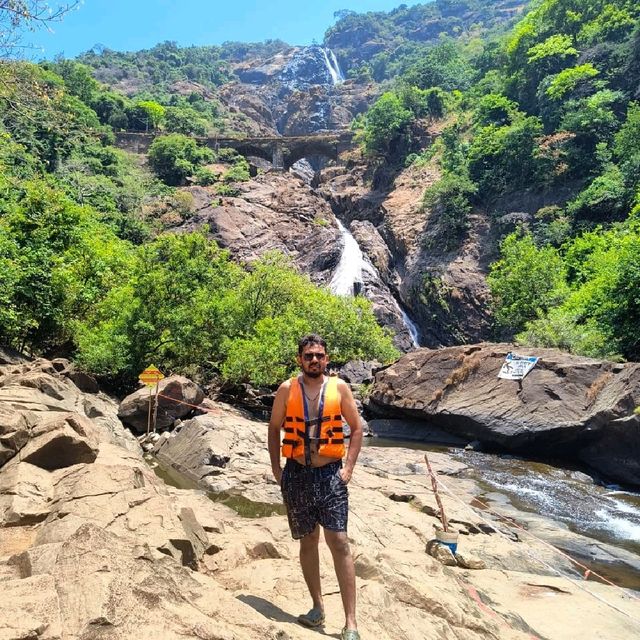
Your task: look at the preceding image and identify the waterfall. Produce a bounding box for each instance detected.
[398,306,420,348]
[330,220,374,295]
[322,48,344,85]
[330,221,420,347]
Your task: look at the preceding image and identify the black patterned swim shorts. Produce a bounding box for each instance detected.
[281,459,348,540]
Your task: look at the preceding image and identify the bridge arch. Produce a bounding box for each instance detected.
[230,143,273,165]
[283,141,339,170]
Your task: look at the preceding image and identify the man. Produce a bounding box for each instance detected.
[268,334,362,640]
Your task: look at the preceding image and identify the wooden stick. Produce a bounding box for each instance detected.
[424,453,448,532]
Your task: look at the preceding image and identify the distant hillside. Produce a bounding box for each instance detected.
[67,2,525,137]
[77,40,291,96]
[324,0,526,81]
[75,1,524,98]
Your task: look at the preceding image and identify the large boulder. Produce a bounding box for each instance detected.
[339,359,382,385]
[117,375,205,433]
[153,410,278,502]
[578,415,640,485]
[0,462,54,526]
[0,357,138,460]
[0,407,30,467]
[19,417,99,471]
[367,344,640,485]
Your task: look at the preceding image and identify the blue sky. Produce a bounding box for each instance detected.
[23,0,409,59]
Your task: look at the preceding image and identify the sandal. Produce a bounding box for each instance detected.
[297,606,325,628]
[341,629,361,640]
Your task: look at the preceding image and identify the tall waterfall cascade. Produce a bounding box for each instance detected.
[330,221,420,347]
[329,220,374,296]
[322,48,345,85]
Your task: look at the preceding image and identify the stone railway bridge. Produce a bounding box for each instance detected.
[114,131,356,170]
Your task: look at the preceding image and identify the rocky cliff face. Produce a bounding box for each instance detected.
[218,45,376,137]
[176,172,416,351]
[316,150,493,349]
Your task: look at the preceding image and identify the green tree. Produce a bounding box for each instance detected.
[165,105,209,136]
[473,93,519,127]
[566,165,629,221]
[128,100,166,131]
[76,232,241,384]
[360,91,413,156]
[402,41,477,91]
[488,231,567,335]
[0,175,129,352]
[47,60,100,104]
[0,63,103,169]
[560,89,625,176]
[221,254,398,385]
[614,102,640,191]
[468,115,544,199]
[422,173,477,249]
[591,222,640,359]
[544,63,599,101]
[148,133,213,185]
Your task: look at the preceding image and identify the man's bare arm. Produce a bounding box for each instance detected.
[268,381,289,485]
[338,379,362,484]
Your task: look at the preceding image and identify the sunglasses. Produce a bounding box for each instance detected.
[302,352,326,361]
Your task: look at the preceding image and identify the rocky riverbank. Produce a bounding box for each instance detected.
[367,343,640,487]
[1,353,638,639]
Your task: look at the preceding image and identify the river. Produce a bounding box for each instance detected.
[364,437,640,590]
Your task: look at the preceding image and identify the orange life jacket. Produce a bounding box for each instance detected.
[281,376,345,461]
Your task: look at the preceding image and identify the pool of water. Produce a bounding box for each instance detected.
[146,455,286,518]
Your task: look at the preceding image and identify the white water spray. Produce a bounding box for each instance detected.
[322,48,344,85]
[330,220,420,347]
[330,220,373,295]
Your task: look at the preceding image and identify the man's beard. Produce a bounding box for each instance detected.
[303,367,323,378]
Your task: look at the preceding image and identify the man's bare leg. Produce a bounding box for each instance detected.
[324,529,357,630]
[299,525,324,612]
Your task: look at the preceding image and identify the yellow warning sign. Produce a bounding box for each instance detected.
[138,365,165,387]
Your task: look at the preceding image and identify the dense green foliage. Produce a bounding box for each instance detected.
[325,1,524,80]
[422,173,477,249]
[147,134,214,186]
[465,1,639,360]
[44,58,226,135]
[0,172,131,353]
[354,0,640,361]
[491,219,640,360]
[78,41,234,92]
[76,244,399,388]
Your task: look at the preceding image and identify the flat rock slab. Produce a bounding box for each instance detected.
[0,574,62,640]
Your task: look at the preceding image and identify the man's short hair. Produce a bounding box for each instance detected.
[298,334,327,355]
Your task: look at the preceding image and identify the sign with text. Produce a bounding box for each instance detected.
[498,353,539,381]
[138,365,165,387]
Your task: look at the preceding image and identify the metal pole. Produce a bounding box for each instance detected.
[152,382,160,433]
[146,386,152,437]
